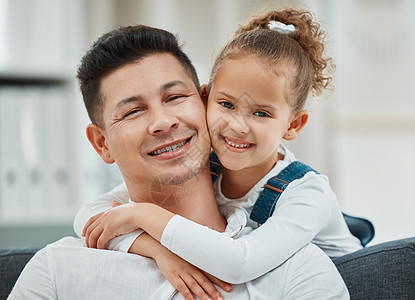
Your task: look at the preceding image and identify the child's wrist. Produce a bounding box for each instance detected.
[133,203,174,241]
[152,244,169,261]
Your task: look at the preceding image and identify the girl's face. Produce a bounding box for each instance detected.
[207,55,295,173]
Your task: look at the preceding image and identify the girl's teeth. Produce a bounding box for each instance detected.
[225,138,250,148]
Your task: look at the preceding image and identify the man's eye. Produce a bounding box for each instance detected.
[124,109,141,118]
[253,111,270,118]
[219,101,234,109]
[168,95,184,102]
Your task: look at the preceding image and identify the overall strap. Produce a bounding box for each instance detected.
[209,151,222,183]
[250,161,318,224]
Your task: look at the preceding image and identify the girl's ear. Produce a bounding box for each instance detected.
[200,84,209,107]
[284,110,309,141]
[86,123,115,164]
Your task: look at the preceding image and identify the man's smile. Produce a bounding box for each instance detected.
[148,137,192,156]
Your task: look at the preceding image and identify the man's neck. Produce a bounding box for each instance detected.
[127,166,226,232]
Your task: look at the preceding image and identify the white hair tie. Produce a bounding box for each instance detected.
[268,20,296,36]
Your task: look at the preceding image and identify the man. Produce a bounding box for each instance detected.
[8,25,348,299]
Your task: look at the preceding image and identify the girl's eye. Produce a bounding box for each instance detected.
[253,111,270,118]
[219,101,234,109]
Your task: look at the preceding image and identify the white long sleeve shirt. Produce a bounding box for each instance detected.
[74,145,361,283]
[8,237,349,299]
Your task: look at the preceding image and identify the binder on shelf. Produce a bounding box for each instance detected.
[20,86,48,213]
[43,85,72,212]
[0,0,87,226]
[0,86,25,214]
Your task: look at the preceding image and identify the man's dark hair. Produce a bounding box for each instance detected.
[77,25,200,128]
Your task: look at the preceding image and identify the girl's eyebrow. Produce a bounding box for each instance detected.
[216,91,278,112]
[251,103,277,111]
[216,91,236,100]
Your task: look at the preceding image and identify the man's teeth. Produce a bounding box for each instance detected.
[151,140,187,156]
[225,138,250,148]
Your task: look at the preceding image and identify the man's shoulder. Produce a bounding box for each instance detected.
[286,243,346,284]
[45,236,85,250]
[282,243,337,276]
[281,243,349,299]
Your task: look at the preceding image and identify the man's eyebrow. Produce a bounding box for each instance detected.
[115,95,144,110]
[160,80,188,92]
[114,81,188,110]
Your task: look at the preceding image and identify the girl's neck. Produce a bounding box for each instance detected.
[221,151,283,199]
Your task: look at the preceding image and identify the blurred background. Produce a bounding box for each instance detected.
[0,0,414,247]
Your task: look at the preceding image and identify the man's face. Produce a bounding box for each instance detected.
[98,54,210,188]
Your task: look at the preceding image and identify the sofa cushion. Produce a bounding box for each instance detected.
[334,237,415,300]
[0,247,41,299]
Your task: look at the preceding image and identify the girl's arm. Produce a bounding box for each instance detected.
[74,184,231,299]
[160,174,332,284]
[85,173,333,284]
[129,232,231,300]
[73,183,141,252]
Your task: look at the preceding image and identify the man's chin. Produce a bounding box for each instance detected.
[154,163,202,185]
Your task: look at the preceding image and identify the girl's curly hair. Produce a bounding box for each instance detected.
[209,8,335,113]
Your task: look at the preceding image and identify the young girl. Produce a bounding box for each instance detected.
[76,6,360,294]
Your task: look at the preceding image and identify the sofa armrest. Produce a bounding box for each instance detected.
[0,247,41,299]
[334,237,415,299]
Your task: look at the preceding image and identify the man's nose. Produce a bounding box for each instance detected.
[148,107,179,134]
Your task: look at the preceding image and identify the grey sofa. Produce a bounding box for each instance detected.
[0,247,40,300]
[333,237,415,299]
[1,237,415,299]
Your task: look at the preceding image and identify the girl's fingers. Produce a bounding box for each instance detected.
[82,211,105,237]
[203,271,232,293]
[193,272,226,300]
[173,277,195,300]
[86,224,104,248]
[111,200,122,208]
[180,275,209,300]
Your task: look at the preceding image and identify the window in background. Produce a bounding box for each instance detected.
[314,0,415,244]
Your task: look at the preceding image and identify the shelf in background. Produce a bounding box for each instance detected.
[0,66,75,84]
[0,208,78,227]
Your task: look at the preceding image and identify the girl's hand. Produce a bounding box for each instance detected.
[82,203,139,249]
[111,200,122,208]
[154,248,232,300]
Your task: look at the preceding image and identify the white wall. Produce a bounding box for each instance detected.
[300,0,415,245]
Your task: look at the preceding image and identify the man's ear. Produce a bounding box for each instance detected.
[86,123,115,164]
[200,84,209,107]
[284,110,309,141]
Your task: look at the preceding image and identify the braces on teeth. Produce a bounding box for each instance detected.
[151,140,187,155]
